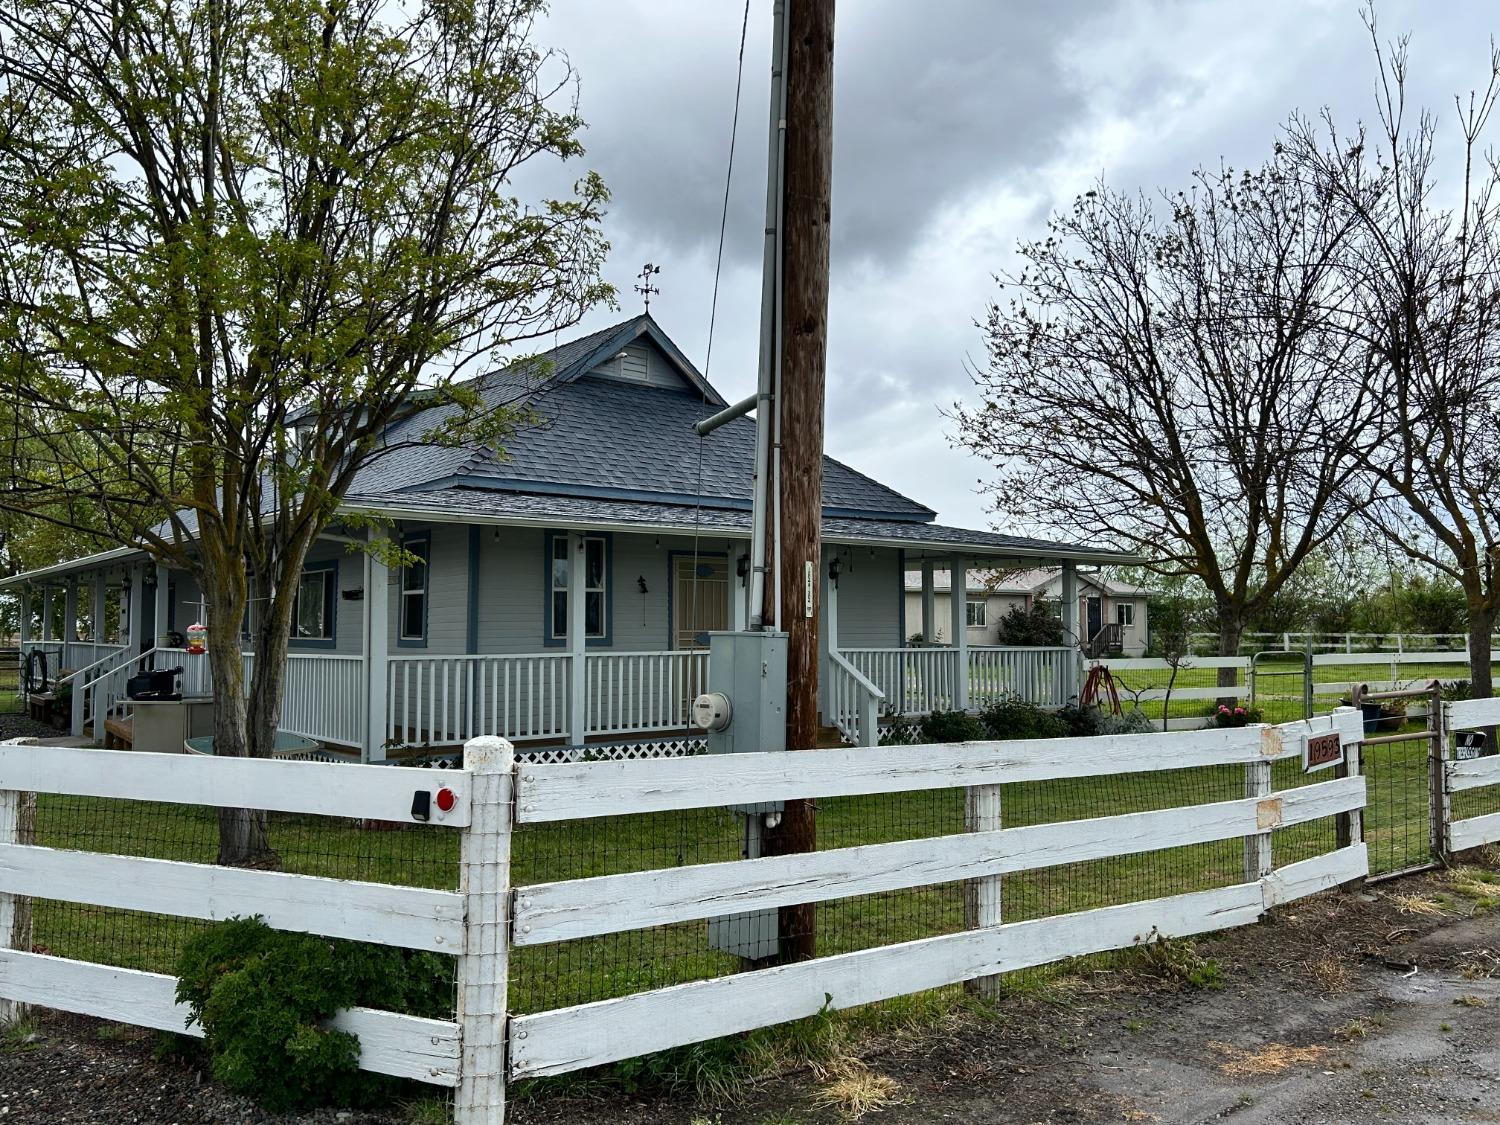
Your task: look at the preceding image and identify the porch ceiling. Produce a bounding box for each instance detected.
[0,545,148,590]
[343,488,1141,566]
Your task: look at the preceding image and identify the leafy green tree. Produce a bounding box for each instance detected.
[994,599,1063,647]
[0,0,610,862]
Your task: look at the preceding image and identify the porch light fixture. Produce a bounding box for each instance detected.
[828,556,842,589]
[736,554,750,583]
[637,575,649,595]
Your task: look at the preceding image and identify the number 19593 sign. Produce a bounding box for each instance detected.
[1302,730,1345,773]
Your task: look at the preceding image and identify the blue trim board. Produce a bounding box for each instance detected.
[466,525,480,655]
[542,529,614,648]
[396,532,431,649]
[665,550,728,650]
[288,558,338,650]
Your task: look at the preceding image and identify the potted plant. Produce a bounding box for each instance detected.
[1376,699,1407,732]
[1209,704,1262,728]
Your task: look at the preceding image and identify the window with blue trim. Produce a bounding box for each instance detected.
[292,565,336,641]
[548,533,608,641]
[400,535,430,644]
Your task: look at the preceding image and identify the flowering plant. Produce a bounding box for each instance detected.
[1209,703,1262,728]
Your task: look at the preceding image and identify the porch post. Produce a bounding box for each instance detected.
[154,564,169,644]
[63,581,78,650]
[127,564,144,655]
[920,561,935,643]
[950,560,969,712]
[732,543,749,632]
[364,548,389,764]
[1060,561,1080,704]
[40,586,52,643]
[820,552,837,721]
[567,530,587,748]
[17,589,30,649]
[92,573,107,644]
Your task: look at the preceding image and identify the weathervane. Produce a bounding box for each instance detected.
[635,262,661,313]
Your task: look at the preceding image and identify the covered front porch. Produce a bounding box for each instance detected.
[9,518,1102,757]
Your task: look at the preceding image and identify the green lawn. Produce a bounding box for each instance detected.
[28,754,1366,1017]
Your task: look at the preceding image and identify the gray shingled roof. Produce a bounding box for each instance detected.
[342,487,1137,563]
[351,313,935,520]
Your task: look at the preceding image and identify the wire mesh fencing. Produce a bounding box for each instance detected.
[507,756,1350,1016]
[26,793,460,1019]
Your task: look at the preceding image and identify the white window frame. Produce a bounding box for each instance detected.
[966,601,987,628]
[1116,602,1135,627]
[549,533,608,642]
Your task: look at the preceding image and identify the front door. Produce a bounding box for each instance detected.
[672,555,730,649]
[1086,596,1102,641]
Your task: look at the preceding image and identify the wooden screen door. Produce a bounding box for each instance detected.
[673,556,730,650]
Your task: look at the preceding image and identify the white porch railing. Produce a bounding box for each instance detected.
[281,654,364,747]
[585,650,707,736]
[827,651,885,746]
[387,654,570,749]
[62,642,126,673]
[969,646,1072,708]
[842,646,961,715]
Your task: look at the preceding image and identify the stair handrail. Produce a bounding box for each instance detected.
[82,645,163,741]
[54,644,134,688]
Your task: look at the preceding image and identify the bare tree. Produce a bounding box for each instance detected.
[1286,20,1500,697]
[0,0,610,863]
[954,156,1379,688]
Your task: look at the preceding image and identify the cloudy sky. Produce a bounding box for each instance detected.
[520,0,1497,534]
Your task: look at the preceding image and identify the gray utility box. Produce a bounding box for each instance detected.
[703,630,787,962]
[704,629,787,813]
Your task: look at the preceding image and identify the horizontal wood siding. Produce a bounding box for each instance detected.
[390,522,470,654]
[476,527,546,653]
[829,547,902,648]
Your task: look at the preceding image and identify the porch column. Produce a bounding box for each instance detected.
[92,572,107,644]
[920,561,935,643]
[1060,561,1080,704]
[40,586,52,642]
[127,564,144,655]
[17,589,30,648]
[950,560,969,712]
[820,552,838,720]
[567,530,587,748]
[63,581,78,650]
[363,548,389,764]
[153,564,169,646]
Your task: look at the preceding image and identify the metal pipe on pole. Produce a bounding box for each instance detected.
[747,0,788,631]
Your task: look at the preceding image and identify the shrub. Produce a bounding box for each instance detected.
[1441,680,1473,702]
[917,710,987,743]
[1055,702,1153,737]
[174,917,450,1112]
[979,696,1068,740]
[994,601,1064,646]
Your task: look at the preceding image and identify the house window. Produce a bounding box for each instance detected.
[547,532,609,643]
[965,601,987,628]
[399,535,430,644]
[291,564,336,642]
[1117,603,1135,627]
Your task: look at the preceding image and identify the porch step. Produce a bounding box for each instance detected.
[104,716,133,750]
[814,725,847,749]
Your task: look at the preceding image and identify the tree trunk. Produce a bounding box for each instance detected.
[1467,601,1495,700]
[202,563,276,867]
[1216,611,1244,708]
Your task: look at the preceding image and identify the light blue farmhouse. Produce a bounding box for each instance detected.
[5,315,1132,759]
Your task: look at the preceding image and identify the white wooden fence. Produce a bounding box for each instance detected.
[1101,650,1478,705]
[0,744,474,1089]
[0,712,1380,1121]
[1442,696,1500,853]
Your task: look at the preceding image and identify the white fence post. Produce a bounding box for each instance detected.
[456,736,515,1123]
[1242,756,1272,885]
[963,784,1002,999]
[0,790,34,1026]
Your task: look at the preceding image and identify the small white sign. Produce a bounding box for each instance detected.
[804,560,815,618]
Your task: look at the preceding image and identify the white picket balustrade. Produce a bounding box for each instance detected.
[968,646,1071,708]
[842,646,961,715]
[388,654,570,748]
[281,654,365,747]
[585,650,707,736]
[827,652,884,746]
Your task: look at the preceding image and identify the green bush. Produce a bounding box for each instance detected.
[917,709,987,742]
[1056,703,1154,737]
[174,917,451,1112]
[979,696,1068,740]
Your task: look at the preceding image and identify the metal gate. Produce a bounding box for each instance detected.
[1353,681,1444,880]
[1249,650,1312,724]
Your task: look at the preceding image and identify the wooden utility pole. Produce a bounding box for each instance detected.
[761,0,834,964]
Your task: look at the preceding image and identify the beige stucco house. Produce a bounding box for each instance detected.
[903,568,1151,657]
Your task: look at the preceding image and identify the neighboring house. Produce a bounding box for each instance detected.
[5,314,1134,754]
[903,568,1151,657]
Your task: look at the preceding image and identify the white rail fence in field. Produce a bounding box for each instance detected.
[0,710,1390,1121]
[1442,696,1500,853]
[1190,631,1500,656]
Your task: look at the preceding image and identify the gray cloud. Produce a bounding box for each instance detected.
[518,0,1500,533]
